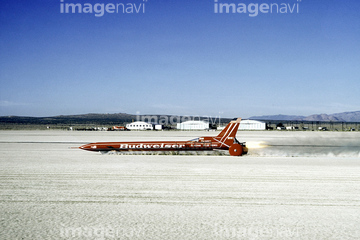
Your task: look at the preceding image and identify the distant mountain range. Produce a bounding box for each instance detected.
[250,111,360,122]
[0,113,231,125]
[1,111,360,126]
[0,113,138,125]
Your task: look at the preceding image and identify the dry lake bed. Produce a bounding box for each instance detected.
[1,130,360,239]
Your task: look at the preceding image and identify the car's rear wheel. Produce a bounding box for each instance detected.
[229,144,243,156]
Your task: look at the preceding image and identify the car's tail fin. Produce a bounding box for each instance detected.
[216,118,241,146]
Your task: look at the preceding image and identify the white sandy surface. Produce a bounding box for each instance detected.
[1,130,360,239]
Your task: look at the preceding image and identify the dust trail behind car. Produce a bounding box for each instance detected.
[244,131,360,157]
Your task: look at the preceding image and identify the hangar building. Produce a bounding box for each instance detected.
[239,120,266,130]
[177,121,209,130]
[126,121,153,130]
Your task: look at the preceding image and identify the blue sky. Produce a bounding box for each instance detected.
[1,0,359,118]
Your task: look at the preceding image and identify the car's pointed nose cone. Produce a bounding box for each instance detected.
[79,144,93,151]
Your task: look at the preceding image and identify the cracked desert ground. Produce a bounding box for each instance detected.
[1,130,360,239]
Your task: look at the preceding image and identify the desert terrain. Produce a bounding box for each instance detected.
[1,130,360,239]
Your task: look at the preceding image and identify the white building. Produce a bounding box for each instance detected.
[177,121,209,130]
[154,124,163,130]
[126,121,153,130]
[239,120,266,130]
